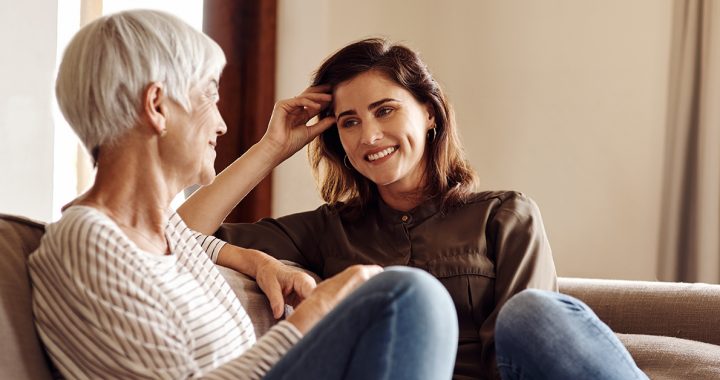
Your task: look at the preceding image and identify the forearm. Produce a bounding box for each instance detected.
[216,244,275,278]
[178,140,284,234]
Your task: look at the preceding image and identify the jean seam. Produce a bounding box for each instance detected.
[497,358,524,380]
[565,297,645,379]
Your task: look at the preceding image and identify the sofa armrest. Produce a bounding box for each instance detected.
[558,277,720,346]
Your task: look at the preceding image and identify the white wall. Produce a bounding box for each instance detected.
[0,0,59,222]
[274,0,673,280]
[0,0,673,280]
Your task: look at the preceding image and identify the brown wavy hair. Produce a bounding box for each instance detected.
[309,38,478,210]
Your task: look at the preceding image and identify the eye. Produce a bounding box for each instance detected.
[341,118,360,128]
[376,106,394,117]
[207,80,221,102]
[204,89,220,103]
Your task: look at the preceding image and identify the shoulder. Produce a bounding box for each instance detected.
[459,191,543,222]
[274,202,348,224]
[29,207,145,303]
[32,206,129,267]
[42,206,122,248]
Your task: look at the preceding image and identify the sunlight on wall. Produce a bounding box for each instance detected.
[52,0,204,219]
[52,0,81,220]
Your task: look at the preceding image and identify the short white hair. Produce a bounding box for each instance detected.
[56,9,226,159]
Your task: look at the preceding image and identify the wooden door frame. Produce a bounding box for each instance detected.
[203,0,276,223]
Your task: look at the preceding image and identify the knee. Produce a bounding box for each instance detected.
[499,289,556,320]
[377,267,457,330]
[381,267,450,303]
[496,289,557,346]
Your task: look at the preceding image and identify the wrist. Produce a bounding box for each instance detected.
[251,252,276,278]
[255,137,288,165]
[218,244,275,278]
[287,297,331,334]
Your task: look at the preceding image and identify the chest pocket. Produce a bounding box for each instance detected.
[422,246,496,279]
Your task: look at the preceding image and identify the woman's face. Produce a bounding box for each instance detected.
[334,70,434,195]
[164,77,227,187]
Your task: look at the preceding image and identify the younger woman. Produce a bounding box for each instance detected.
[180,38,555,379]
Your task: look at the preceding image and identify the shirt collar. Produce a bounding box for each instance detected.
[377,195,442,225]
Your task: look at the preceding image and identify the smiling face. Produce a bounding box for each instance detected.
[334,70,434,198]
[163,77,227,187]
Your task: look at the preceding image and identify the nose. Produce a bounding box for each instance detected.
[217,118,227,136]
[360,120,383,145]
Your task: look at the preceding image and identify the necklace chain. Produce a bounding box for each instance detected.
[82,202,169,253]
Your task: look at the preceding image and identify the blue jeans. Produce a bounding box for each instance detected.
[264,267,458,380]
[495,289,648,380]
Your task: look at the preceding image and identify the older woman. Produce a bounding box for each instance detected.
[179,38,647,379]
[28,11,458,379]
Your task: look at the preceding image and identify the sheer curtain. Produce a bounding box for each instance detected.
[659,0,720,283]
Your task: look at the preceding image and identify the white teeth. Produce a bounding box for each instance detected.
[367,146,397,162]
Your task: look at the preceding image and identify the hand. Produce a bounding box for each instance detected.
[287,264,384,333]
[260,85,336,161]
[255,258,318,319]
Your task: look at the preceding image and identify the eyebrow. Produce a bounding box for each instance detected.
[336,98,401,119]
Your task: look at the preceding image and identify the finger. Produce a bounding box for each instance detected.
[288,94,330,116]
[294,274,317,300]
[300,92,332,104]
[306,115,336,139]
[260,279,285,319]
[301,84,332,94]
[362,265,384,279]
[281,97,321,112]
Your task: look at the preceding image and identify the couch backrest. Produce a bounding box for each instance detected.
[559,277,720,346]
[0,214,54,380]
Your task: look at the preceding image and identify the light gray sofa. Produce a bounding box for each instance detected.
[2,213,720,379]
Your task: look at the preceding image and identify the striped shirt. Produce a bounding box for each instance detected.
[28,205,302,379]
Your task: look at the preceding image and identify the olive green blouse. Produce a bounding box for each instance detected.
[216,191,557,380]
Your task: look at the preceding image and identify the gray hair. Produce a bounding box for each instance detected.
[55,9,226,160]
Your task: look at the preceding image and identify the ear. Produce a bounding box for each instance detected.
[424,102,436,131]
[142,82,167,136]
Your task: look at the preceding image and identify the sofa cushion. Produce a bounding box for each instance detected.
[0,214,54,380]
[618,333,720,380]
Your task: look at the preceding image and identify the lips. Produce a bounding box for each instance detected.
[366,146,398,162]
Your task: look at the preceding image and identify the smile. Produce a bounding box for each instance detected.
[366,146,397,162]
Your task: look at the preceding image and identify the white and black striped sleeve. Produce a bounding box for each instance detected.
[170,212,226,263]
[202,322,302,379]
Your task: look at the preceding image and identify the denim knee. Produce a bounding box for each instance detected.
[379,267,458,334]
[382,267,454,308]
[496,289,556,347]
